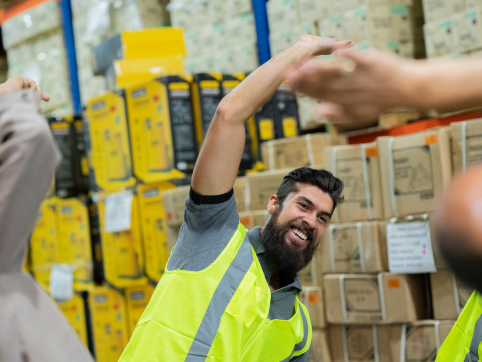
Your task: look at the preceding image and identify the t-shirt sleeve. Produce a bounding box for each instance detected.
[165,187,241,272]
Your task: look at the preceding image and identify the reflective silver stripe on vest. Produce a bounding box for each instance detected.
[465,315,482,362]
[184,233,253,362]
[280,301,310,362]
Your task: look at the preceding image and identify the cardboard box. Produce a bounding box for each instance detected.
[261,133,330,171]
[377,128,452,218]
[166,224,182,252]
[233,177,249,213]
[309,328,332,362]
[329,324,396,362]
[198,23,226,56]
[296,96,327,131]
[138,182,177,282]
[300,286,326,328]
[298,257,320,286]
[321,221,388,274]
[422,0,465,23]
[291,22,318,43]
[430,269,474,320]
[343,5,414,44]
[57,293,89,348]
[91,28,186,75]
[354,39,415,58]
[299,0,331,22]
[226,0,252,16]
[270,29,294,56]
[232,42,259,73]
[451,118,482,174]
[125,284,155,337]
[247,169,290,210]
[424,19,455,58]
[325,142,384,222]
[390,321,454,362]
[452,9,482,60]
[318,14,346,40]
[88,287,129,362]
[97,192,148,289]
[85,92,136,191]
[267,0,300,33]
[125,75,199,179]
[324,273,426,324]
[239,210,270,229]
[212,49,234,74]
[208,0,227,22]
[224,12,257,45]
[162,186,190,227]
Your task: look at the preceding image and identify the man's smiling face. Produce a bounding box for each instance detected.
[260,182,334,276]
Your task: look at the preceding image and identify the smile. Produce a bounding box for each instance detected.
[291,227,308,241]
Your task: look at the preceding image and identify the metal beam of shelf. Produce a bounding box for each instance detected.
[0,0,49,24]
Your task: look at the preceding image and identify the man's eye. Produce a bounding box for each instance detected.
[300,203,307,209]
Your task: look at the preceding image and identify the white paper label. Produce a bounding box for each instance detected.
[49,264,74,301]
[104,190,133,232]
[387,221,437,274]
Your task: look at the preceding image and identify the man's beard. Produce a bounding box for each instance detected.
[260,209,318,280]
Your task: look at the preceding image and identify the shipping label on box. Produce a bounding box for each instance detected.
[138,182,177,282]
[329,325,395,362]
[377,128,452,218]
[261,133,330,171]
[224,12,257,45]
[125,284,155,337]
[452,9,482,55]
[57,293,89,347]
[431,269,474,320]
[85,92,136,191]
[318,14,346,40]
[89,287,129,362]
[247,169,290,210]
[97,192,148,289]
[424,19,455,58]
[325,142,384,222]
[162,185,190,227]
[299,0,331,22]
[451,118,482,173]
[324,273,426,324]
[267,0,300,33]
[300,286,326,328]
[321,221,388,274]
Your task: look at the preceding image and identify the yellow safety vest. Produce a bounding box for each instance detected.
[436,291,482,362]
[119,223,312,361]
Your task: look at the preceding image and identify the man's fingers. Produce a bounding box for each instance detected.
[41,92,50,102]
[315,102,349,123]
[288,58,343,97]
[332,39,354,52]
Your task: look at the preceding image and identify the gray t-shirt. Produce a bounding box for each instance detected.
[166,192,308,362]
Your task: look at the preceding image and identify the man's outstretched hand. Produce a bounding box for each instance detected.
[0,76,50,101]
[287,49,421,127]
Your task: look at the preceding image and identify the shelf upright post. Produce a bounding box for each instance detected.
[252,0,271,65]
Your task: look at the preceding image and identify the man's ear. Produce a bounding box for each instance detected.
[267,195,279,215]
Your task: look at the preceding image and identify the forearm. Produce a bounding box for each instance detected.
[405,58,482,112]
[218,43,313,125]
[0,90,61,272]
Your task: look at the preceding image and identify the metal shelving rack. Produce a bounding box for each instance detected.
[252,0,271,65]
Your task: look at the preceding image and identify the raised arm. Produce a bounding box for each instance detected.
[191,35,353,196]
[0,77,58,272]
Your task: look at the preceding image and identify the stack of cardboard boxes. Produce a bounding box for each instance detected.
[422,0,482,58]
[2,0,73,115]
[320,122,480,361]
[170,0,259,73]
[267,0,425,59]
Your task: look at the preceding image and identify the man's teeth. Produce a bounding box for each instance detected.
[293,228,307,240]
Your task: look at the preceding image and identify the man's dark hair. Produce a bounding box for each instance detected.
[276,167,344,215]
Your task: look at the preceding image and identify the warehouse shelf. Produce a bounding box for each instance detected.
[0,0,49,23]
[252,0,271,64]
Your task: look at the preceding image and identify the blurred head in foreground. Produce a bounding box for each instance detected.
[434,165,482,294]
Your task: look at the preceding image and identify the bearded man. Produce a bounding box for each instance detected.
[119,34,351,362]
